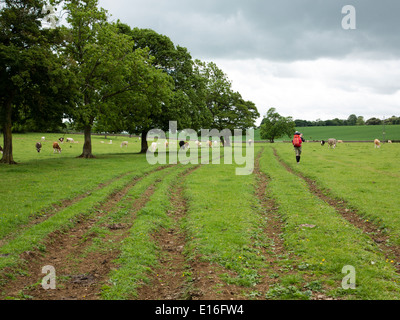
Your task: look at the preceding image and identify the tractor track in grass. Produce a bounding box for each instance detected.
[273,148,400,273]
[0,165,174,300]
[137,165,201,300]
[0,171,132,248]
[136,164,240,301]
[138,157,251,300]
[252,149,292,293]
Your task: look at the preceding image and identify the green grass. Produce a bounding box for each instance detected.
[183,161,269,287]
[253,125,400,142]
[0,134,159,242]
[295,125,400,142]
[261,144,400,299]
[274,142,400,245]
[2,132,400,300]
[101,164,191,300]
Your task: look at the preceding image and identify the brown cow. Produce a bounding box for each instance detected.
[53,142,62,153]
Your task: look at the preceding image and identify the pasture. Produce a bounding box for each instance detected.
[0,133,400,300]
[252,125,400,142]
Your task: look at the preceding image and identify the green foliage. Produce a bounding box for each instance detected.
[0,0,76,163]
[260,108,295,143]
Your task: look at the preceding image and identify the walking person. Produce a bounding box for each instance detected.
[292,131,305,164]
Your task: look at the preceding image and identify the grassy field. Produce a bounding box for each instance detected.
[0,132,400,300]
[253,125,400,142]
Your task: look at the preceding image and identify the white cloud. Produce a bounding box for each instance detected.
[213,58,400,124]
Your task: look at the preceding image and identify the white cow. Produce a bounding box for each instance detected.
[120,141,129,148]
[327,138,337,149]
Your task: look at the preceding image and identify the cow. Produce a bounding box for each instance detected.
[151,142,158,152]
[248,139,253,146]
[374,139,381,148]
[0,145,3,154]
[337,140,344,144]
[388,140,393,144]
[120,141,129,148]
[59,137,64,143]
[327,139,337,149]
[35,142,42,153]
[321,140,326,146]
[165,141,169,148]
[41,136,45,141]
[53,142,62,153]
[179,141,185,149]
[66,137,74,143]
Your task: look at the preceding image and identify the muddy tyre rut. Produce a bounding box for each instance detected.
[0,165,173,300]
[272,148,400,274]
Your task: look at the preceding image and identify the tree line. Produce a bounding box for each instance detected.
[0,0,259,164]
[294,114,400,127]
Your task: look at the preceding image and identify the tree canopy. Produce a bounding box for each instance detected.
[1,0,259,163]
[0,0,76,164]
[260,108,295,143]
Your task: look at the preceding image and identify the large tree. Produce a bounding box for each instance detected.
[260,108,295,143]
[61,0,165,158]
[194,60,259,145]
[123,27,210,153]
[0,0,74,164]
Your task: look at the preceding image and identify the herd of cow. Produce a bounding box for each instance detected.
[33,136,78,154]
[0,137,393,157]
[320,138,391,149]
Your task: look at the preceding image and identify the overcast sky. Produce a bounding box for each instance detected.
[98,0,400,125]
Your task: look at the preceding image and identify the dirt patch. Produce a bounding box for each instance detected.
[137,166,200,300]
[251,150,290,295]
[137,165,245,300]
[0,172,131,248]
[272,148,400,273]
[0,167,170,300]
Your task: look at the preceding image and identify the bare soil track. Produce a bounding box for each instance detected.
[137,166,199,300]
[0,172,131,248]
[0,166,171,300]
[273,148,400,274]
[137,165,244,300]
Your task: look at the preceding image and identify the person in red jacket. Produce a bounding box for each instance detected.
[292,131,305,164]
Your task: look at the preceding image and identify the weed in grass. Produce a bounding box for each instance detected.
[265,284,312,300]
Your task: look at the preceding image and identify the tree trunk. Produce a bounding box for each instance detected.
[0,100,17,165]
[220,136,225,147]
[224,135,231,147]
[140,131,148,154]
[78,125,95,158]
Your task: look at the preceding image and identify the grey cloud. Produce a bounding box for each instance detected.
[100,0,400,62]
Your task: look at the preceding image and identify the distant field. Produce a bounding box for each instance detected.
[253,125,400,142]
